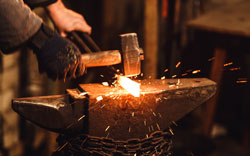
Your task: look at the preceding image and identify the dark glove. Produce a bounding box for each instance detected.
[30,24,85,80]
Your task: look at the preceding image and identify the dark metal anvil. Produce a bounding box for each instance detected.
[12,78,216,140]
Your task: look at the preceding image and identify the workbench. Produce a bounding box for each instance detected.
[188,0,250,145]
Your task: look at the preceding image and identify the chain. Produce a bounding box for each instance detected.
[53,131,173,156]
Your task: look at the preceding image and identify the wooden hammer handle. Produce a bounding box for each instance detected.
[81,50,121,68]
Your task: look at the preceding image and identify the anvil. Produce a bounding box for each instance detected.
[12,78,216,140]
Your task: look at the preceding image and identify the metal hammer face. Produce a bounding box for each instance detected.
[120,33,142,77]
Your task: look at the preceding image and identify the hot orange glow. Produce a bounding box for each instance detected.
[229,67,240,71]
[192,70,201,74]
[176,61,181,68]
[117,75,140,97]
[224,62,233,67]
[208,57,215,61]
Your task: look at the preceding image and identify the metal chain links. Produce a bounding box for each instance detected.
[52,131,173,156]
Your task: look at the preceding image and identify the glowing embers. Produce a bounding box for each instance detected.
[117,75,140,97]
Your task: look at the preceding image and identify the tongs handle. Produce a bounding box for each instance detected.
[81,32,101,52]
[70,32,92,53]
[70,32,101,53]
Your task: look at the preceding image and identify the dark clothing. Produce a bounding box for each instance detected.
[24,0,57,9]
[0,0,56,53]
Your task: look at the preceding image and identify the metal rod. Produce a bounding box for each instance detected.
[81,33,101,52]
[71,32,92,53]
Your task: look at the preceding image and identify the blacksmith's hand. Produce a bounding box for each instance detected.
[46,0,91,37]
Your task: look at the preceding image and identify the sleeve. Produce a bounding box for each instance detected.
[24,0,57,9]
[0,0,42,53]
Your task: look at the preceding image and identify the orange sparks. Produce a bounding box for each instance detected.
[186,69,192,73]
[117,75,140,97]
[224,62,233,67]
[79,92,88,96]
[152,112,157,116]
[96,96,103,101]
[208,57,215,61]
[102,82,109,86]
[169,127,174,135]
[192,70,201,74]
[156,123,161,130]
[164,68,169,72]
[172,121,178,126]
[105,126,110,132]
[161,76,166,80]
[172,75,177,78]
[236,78,248,83]
[177,79,181,85]
[55,142,69,152]
[151,125,154,131]
[181,73,188,77]
[176,61,181,68]
[158,113,162,118]
[236,80,247,83]
[229,67,240,71]
[77,115,85,121]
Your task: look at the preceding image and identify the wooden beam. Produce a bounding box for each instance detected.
[144,0,159,78]
[202,48,227,136]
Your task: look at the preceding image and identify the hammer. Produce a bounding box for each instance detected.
[73,33,144,77]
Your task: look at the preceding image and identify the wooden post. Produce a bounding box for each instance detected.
[144,0,159,78]
[202,48,227,136]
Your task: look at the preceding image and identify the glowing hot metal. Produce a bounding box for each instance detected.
[117,75,140,97]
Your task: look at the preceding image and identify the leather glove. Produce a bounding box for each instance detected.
[30,24,85,80]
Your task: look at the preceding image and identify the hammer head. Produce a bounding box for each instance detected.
[120,33,142,77]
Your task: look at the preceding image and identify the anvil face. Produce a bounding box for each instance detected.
[12,78,216,141]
